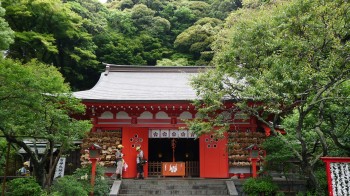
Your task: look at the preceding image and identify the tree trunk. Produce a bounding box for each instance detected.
[33,163,46,188]
[301,162,320,194]
[1,142,11,196]
[46,149,63,189]
[45,141,55,188]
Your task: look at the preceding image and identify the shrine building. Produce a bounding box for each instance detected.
[73,65,268,179]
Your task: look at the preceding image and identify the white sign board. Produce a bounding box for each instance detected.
[54,157,66,179]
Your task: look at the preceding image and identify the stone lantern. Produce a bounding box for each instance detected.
[246,144,260,178]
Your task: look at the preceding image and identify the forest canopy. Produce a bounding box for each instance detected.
[1,0,243,90]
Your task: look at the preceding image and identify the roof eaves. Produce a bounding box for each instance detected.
[102,63,212,74]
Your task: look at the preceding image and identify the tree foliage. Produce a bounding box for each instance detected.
[0,2,14,52]
[103,0,242,66]
[174,17,223,65]
[0,58,91,187]
[2,0,99,90]
[1,0,244,83]
[190,0,350,193]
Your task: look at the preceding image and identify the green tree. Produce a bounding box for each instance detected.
[93,32,147,65]
[182,1,211,19]
[164,5,198,36]
[130,4,156,31]
[174,17,223,65]
[100,3,170,65]
[0,2,14,52]
[107,10,137,35]
[128,3,170,36]
[320,82,350,154]
[67,0,109,36]
[0,58,91,188]
[208,0,242,20]
[189,0,350,193]
[157,57,189,66]
[2,0,99,90]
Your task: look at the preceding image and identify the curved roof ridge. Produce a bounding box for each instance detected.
[102,63,212,74]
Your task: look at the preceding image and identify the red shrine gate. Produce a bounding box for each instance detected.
[74,65,266,179]
[81,102,252,179]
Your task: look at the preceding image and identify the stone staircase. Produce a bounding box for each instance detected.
[116,178,231,196]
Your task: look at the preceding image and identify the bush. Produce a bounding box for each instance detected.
[6,177,43,196]
[243,177,279,196]
[92,177,110,196]
[72,166,109,196]
[49,165,109,196]
[314,168,327,195]
[50,176,88,196]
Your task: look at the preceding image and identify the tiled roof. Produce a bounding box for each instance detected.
[73,65,210,102]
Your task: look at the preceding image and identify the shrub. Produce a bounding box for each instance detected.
[72,165,109,196]
[243,177,279,196]
[50,176,88,196]
[49,165,109,196]
[6,177,43,196]
[92,177,110,196]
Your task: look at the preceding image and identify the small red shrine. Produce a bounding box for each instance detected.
[74,65,267,179]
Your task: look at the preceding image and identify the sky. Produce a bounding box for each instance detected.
[99,0,107,3]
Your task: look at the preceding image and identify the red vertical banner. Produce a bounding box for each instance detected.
[122,127,149,178]
[199,133,228,178]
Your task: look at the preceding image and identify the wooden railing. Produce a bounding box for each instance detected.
[185,161,199,177]
[148,161,162,177]
[148,161,199,177]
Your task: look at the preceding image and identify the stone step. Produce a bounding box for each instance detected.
[118,189,228,195]
[117,179,230,196]
[121,179,228,185]
[118,195,226,196]
[121,184,227,189]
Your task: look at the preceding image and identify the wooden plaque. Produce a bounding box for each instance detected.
[162,162,185,177]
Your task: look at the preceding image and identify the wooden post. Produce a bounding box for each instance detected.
[88,144,101,196]
[90,158,98,196]
[250,158,258,178]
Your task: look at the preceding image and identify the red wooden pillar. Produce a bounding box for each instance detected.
[261,124,271,136]
[90,158,98,196]
[199,133,228,178]
[249,158,259,178]
[122,127,149,178]
[88,144,101,196]
[91,116,97,132]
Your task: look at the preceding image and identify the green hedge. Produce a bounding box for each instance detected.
[243,177,279,196]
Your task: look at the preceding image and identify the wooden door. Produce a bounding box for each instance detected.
[122,127,149,178]
[199,134,228,178]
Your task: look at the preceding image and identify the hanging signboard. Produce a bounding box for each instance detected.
[151,129,160,138]
[162,162,185,177]
[160,130,169,138]
[170,130,178,138]
[178,130,188,138]
[149,129,197,138]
